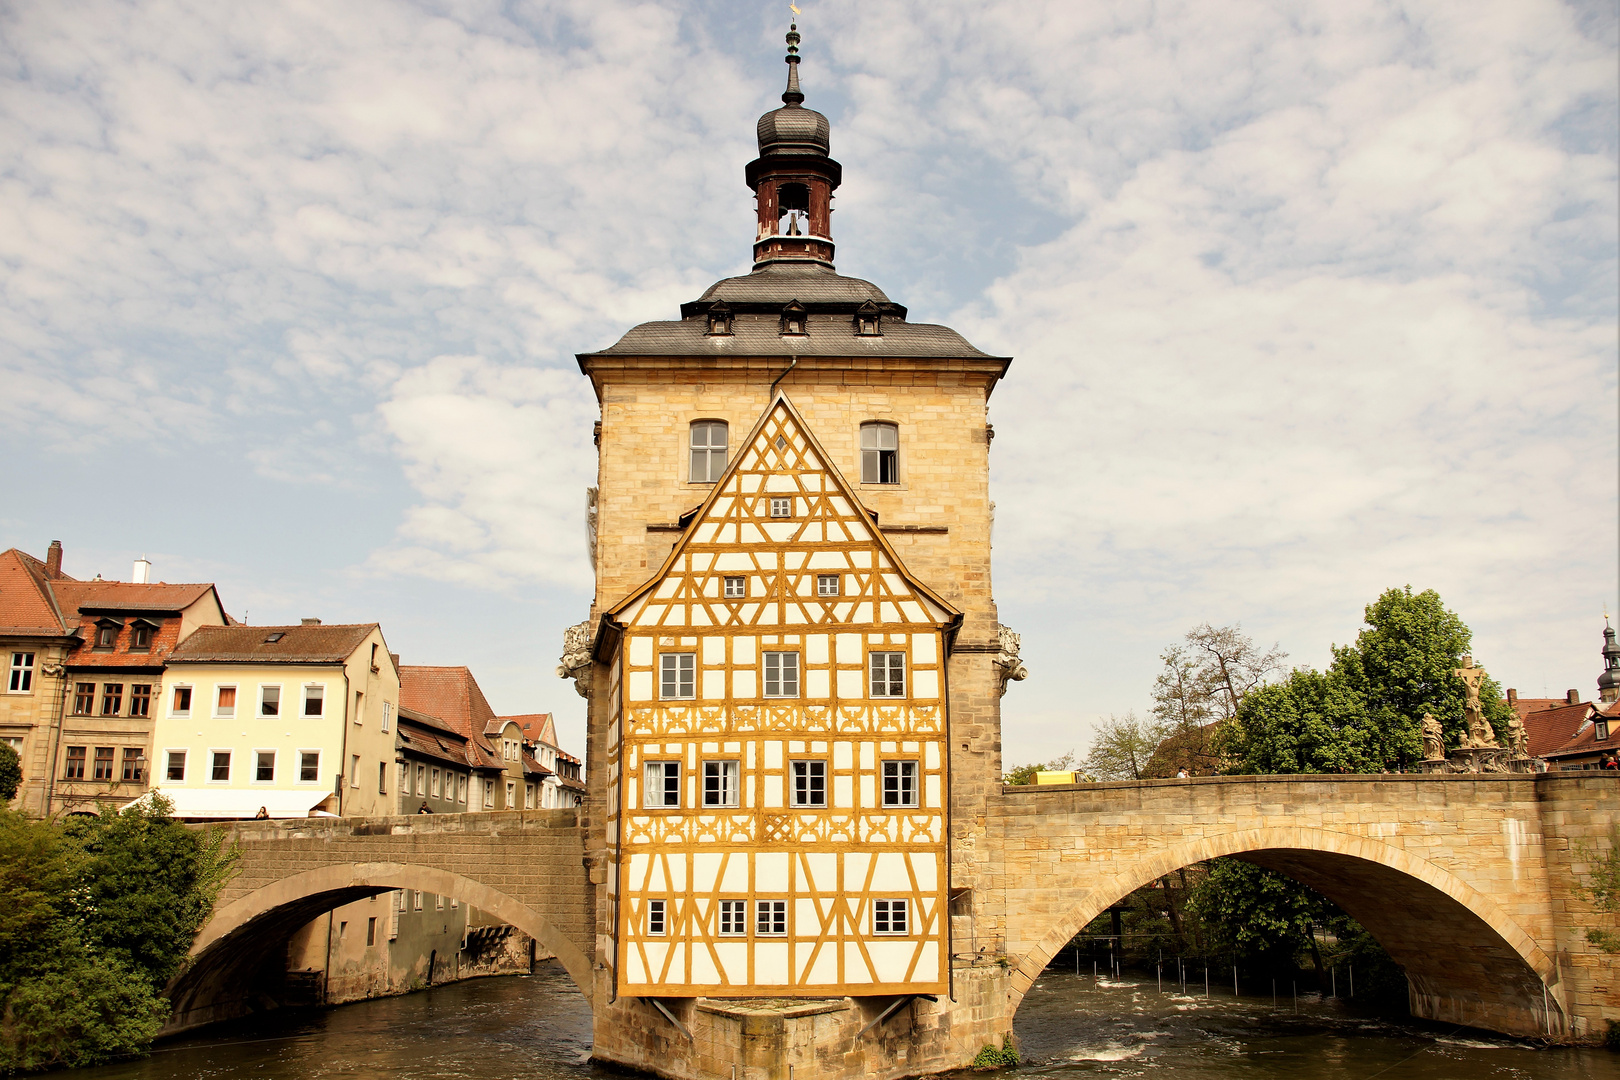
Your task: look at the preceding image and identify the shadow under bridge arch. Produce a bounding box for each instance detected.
[1008,827,1565,1038]
[167,862,594,1033]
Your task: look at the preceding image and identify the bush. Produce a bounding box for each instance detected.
[0,745,19,803]
[0,955,168,1073]
[971,1040,1019,1067]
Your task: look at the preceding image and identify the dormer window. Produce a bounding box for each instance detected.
[1599,720,1611,741]
[706,302,733,337]
[855,300,882,336]
[92,619,121,650]
[780,300,807,336]
[129,620,157,652]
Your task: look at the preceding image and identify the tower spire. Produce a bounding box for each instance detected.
[783,20,804,105]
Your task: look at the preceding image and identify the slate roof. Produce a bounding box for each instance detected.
[693,264,894,310]
[0,548,70,636]
[170,623,375,664]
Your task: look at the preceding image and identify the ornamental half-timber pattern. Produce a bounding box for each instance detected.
[601,395,958,999]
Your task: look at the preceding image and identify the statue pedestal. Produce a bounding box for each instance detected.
[1420,748,1534,774]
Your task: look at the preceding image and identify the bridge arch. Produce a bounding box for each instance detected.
[1008,826,1565,1037]
[168,862,594,1033]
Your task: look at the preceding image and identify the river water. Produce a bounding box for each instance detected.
[64,963,1617,1080]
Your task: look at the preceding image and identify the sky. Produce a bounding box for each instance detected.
[1,0,1615,769]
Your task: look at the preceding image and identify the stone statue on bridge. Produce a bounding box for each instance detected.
[1504,711,1528,758]
[1454,655,1498,749]
[1421,712,1445,762]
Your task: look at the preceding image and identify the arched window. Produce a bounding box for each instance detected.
[690,420,728,483]
[860,422,898,484]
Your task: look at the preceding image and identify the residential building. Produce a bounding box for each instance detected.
[485,716,551,810]
[398,664,544,811]
[151,621,399,819]
[0,543,75,814]
[395,705,502,814]
[507,712,586,807]
[1509,624,1620,771]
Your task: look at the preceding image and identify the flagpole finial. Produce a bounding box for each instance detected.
[782,15,804,105]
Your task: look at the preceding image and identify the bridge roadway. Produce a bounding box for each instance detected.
[169,774,1618,1073]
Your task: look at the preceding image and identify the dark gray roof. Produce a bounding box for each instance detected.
[758,103,830,157]
[582,312,999,360]
[689,263,895,314]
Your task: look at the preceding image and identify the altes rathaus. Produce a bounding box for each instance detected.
[562,19,1025,1077]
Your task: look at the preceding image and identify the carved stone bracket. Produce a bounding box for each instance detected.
[556,619,596,699]
[992,624,1028,698]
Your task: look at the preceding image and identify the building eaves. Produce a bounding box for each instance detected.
[169,623,376,664]
[578,313,1001,362]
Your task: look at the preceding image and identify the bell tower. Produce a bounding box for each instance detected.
[565,21,1023,1078]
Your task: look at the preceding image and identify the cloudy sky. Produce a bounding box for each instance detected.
[2,0,1614,767]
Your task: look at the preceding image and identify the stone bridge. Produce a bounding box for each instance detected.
[172,775,1618,1068]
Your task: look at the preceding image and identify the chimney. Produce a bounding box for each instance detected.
[1506,688,1518,705]
[132,556,151,584]
[45,540,62,577]
[1567,689,1580,705]
[301,618,322,626]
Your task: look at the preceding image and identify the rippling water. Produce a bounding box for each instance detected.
[60,963,1618,1079]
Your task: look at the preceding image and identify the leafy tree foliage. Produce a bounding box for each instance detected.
[1082,712,1163,781]
[1218,586,1507,773]
[0,744,19,802]
[0,797,236,1074]
[1574,826,1620,954]
[1003,751,1079,786]
[1145,625,1285,776]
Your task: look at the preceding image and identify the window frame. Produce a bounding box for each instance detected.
[99,683,123,716]
[659,652,696,700]
[790,759,827,808]
[214,685,238,719]
[72,683,95,716]
[763,651,800,698]
[7,652,35,693]
[120,747,144,782]
[129,684,151,718]
[258,684,282,719]
[870,651,907,698]
[643,760,681,809]
[1598,720,1611,741]
[860,422,900,485]
[723,576,746,599]
[769,496,792,518]
[254,749,277,783]
[64,745,86,780]
[689,420,729,484]
[881,760,920,808]
[816,574,840,597]
[92,745,115,781]
[165,748,187,782]
[299,750,321,783]
[128,620,155,652]
[169,685,192,717]
[646,899,667,936]
[755,899,787,937]
[873,898,910,935]
[718,899,747,936]
[701,759,740,808]
[209,749,232,783]
[302,684,324,718]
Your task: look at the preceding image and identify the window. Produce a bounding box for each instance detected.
[483,778,495,808]
[171,686,192,716]
[416,765,426,795]
[300,751,320,782]
[854,299,882,336]
[457,775,467,803]
[816,575,840,597]
[643,761,680,808]
[215,686,237,718]
[100,684,123,716]
[724,576,746,598]
[129,684,151,717]
[353,690,363,724]
[506,781,516,807]
[93,746,114,780]
[121,748,144,782]
[1599,720,1611,741]
[8,653,34,692]
[73,684,94,716]
[719,900,747,936]
[780,300,807,336]
[414,890,424,911]
[769,497,792,518]
[791,760,826,807]
[756,900,787,936]
[166,750,186,781]
[379,761,388,794]
[211,750,231,782]
[366,918,377,947]
[702,760,739,807]
[302,685,324,717]
[253,685,281,718]
[690,421,729,483]
[382,702,392,733]
[94,622,118,649]
[882,760,919,807]
[660,653,695,699]
[129,622,153,651]
[873,898,909,935]
[860,422,899,484]
[431,768,441,797]
[255,751,276,782]
[705,302,733,336]
[764,652,799,697]
[647,899,667,936]
[398,762,408,793]
[64,746,86,779]
[350,754,360,789]
[870,652,906,697]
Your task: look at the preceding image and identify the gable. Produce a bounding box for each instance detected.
[609,395,959,635]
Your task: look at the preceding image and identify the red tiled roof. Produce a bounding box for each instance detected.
[0,548,71,635]
[1521,702,1596,759]
[50,580,219,615]
[170,623,375,664]
[399,666,497,739]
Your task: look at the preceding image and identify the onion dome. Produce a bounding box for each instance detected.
[1599,621,1620,699]
[756,22,830,157]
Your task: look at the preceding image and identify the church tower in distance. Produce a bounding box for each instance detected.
[567,22,1021,1074]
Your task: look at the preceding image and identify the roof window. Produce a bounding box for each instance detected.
[854,300,882,336]
[780,300,807,336]
[706,302,733,337]
[264,632,285,644]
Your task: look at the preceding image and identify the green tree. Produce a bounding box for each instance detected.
[1083,712,1163,781]
[1003,752,1079,786]
[0,744,19,802]
[1574,825,1620,954]
[1187,860,1325,973]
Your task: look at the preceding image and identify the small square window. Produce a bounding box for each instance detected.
[660,653,696,699]
[300,751,320,782]
[255,751,276,782]
[94,623,118,649]
[8,652,34,693]
[259,685,281,718]
[702,760,739,807]
[644,761,680,808]
[718,899,747,936]
[873,898,909,935]
[215,686,237,718]
[129,685,151,717]
[882,760,919,807]
[302,685,324,717]
[764,652,799,697]
[166,749,186,782]
[791,760,826,807]
[770,497,792,518]
[211,750,232,782]
[870,652,906,697]
[756,900,786,936]
[100,683,123,716]
[647,899,667,936]
[724,576,746,598]
[170,686,192,716]
[816,574,840,597]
